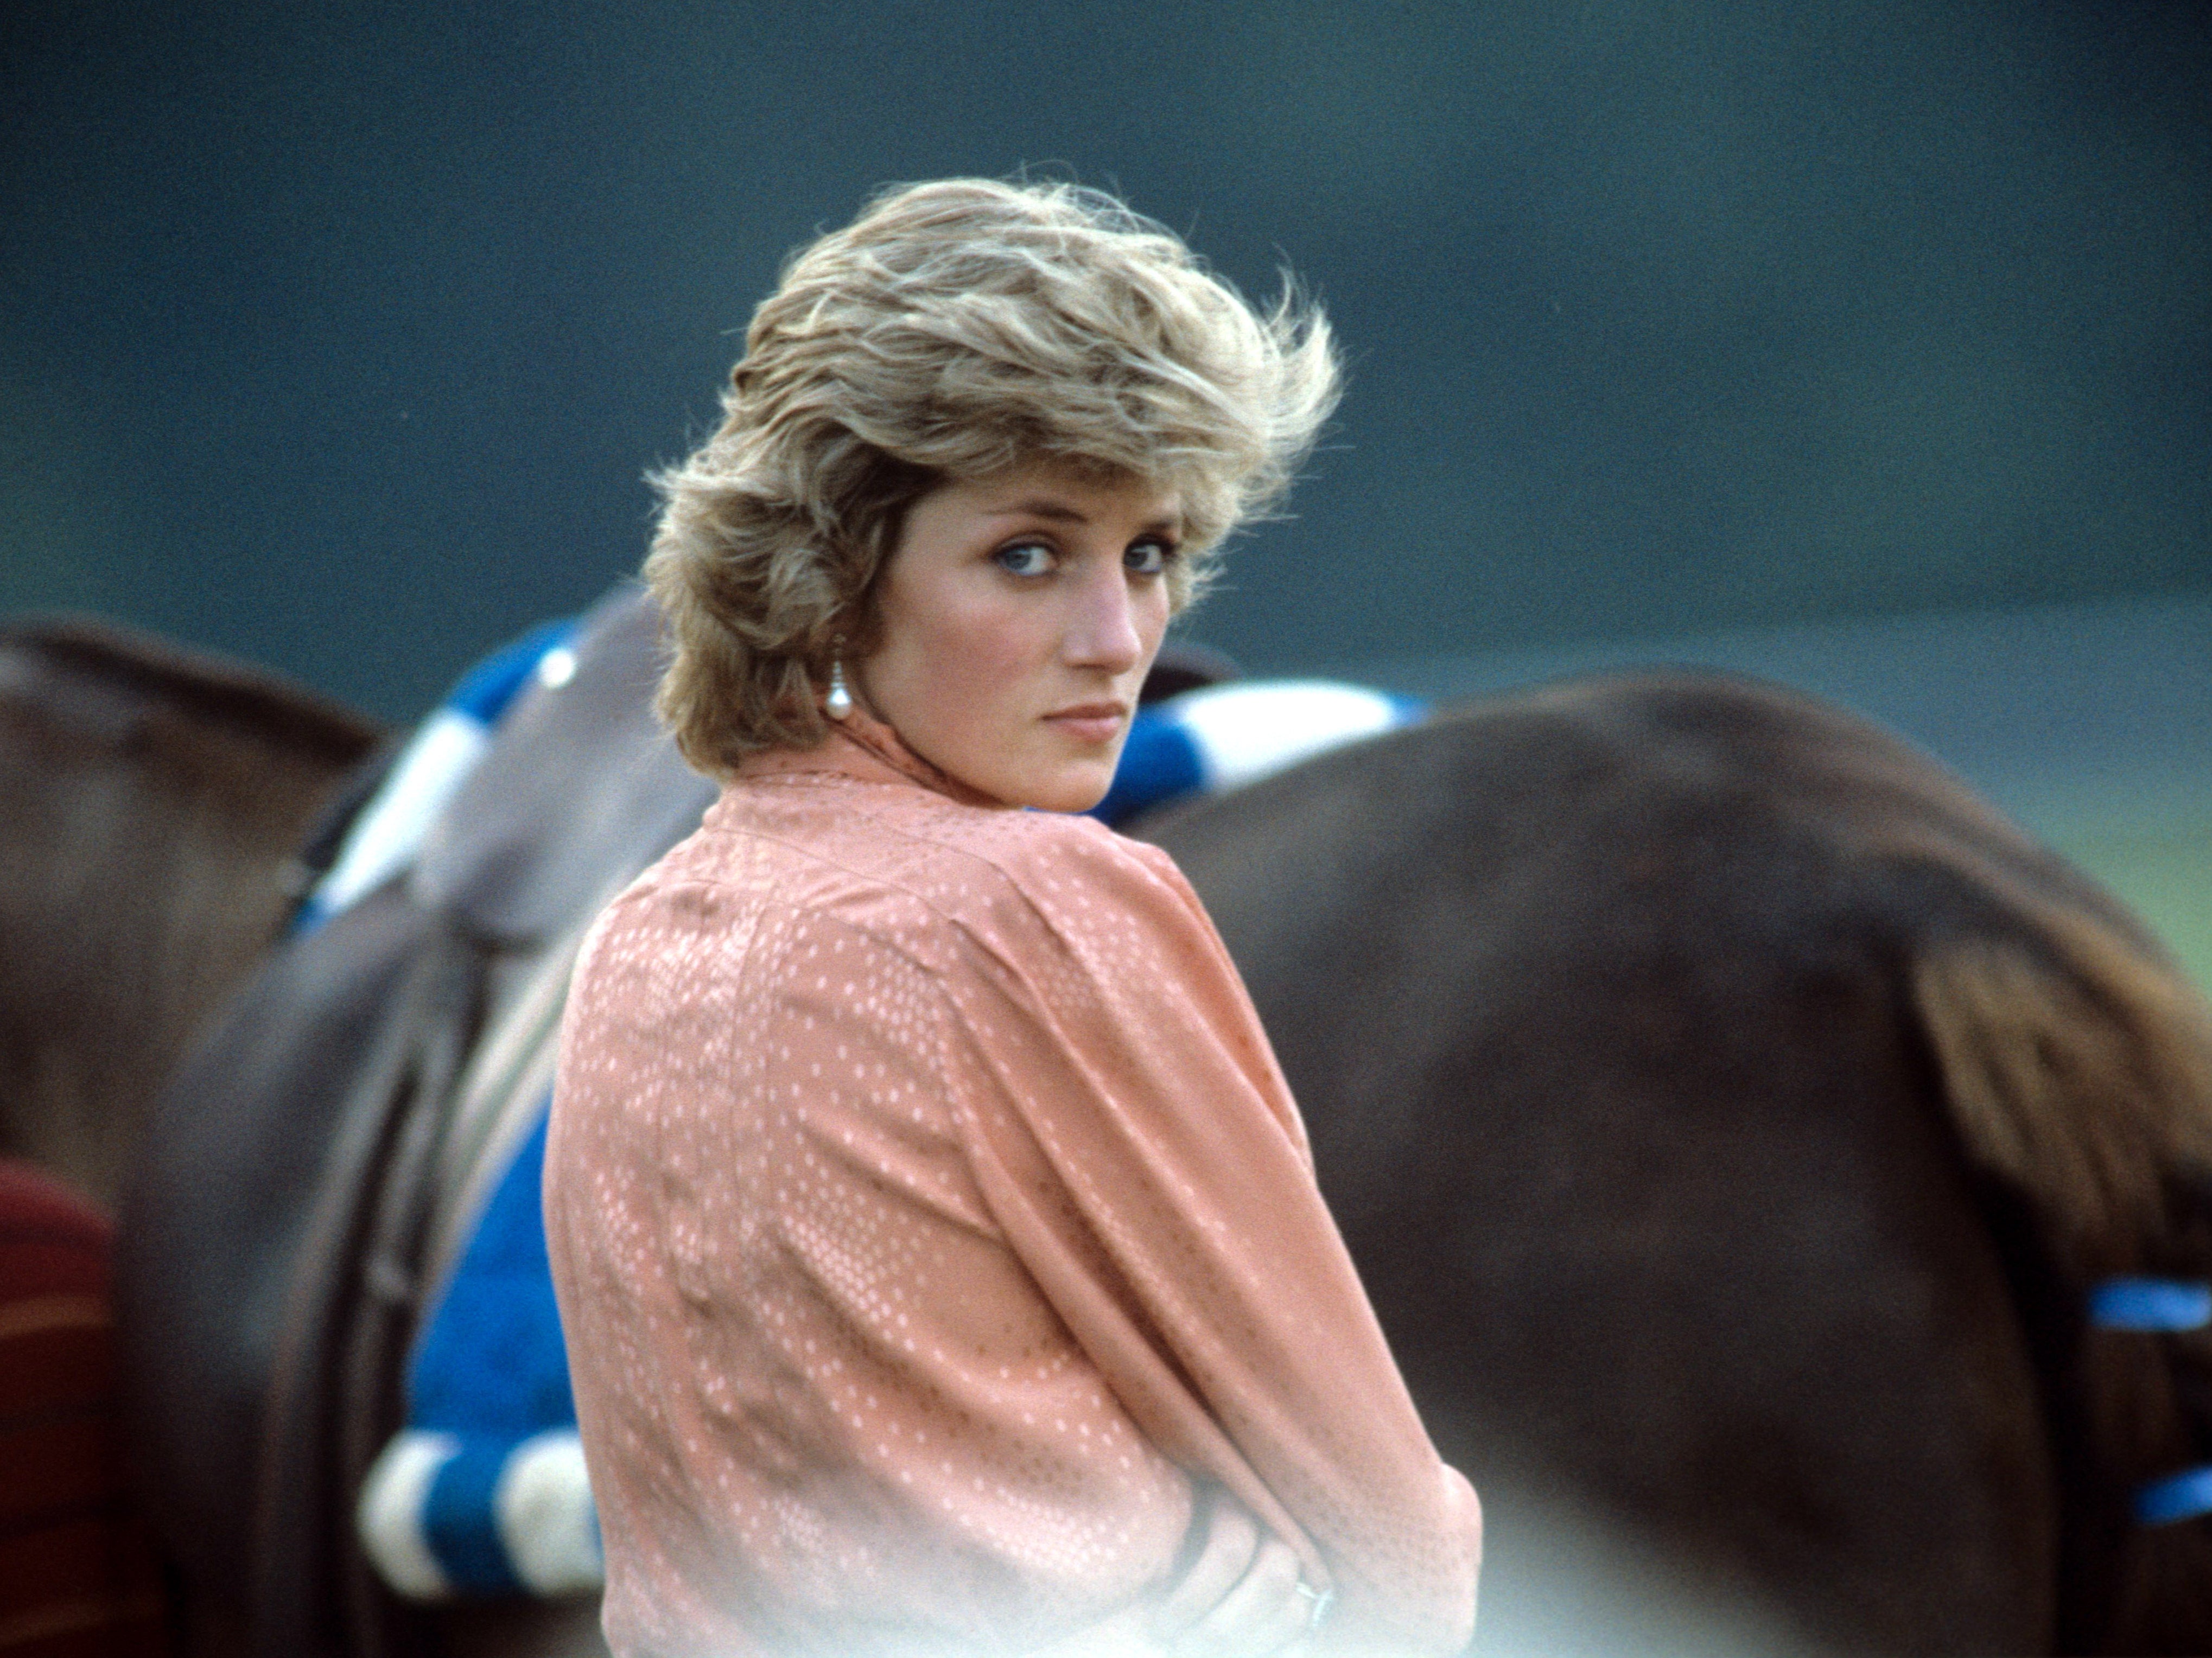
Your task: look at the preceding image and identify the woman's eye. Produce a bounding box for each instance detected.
[994,541,1054,577]
[1124,539,1173,576]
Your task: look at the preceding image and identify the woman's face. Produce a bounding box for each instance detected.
[854,462,1179,812]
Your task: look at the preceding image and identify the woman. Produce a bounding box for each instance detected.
[544,179,1480,1657]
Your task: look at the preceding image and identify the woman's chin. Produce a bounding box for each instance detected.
[929,730,1123,813]
[1008,762,1117,816]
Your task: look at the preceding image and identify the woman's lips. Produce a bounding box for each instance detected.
[1044,704,1128,745]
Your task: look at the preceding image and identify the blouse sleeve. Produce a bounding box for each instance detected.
[931,826,1480,1656]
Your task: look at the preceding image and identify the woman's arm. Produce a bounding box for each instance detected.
[1149,1487,1315,1658]
[1034,1488,1314,1658]
[936,828,1480,1655]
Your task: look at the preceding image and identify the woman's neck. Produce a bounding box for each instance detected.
[737,704,1007,810]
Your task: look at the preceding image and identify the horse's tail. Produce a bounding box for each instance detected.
[1914,895,2212,1653]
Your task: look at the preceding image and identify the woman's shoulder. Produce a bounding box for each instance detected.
[939,801,1198,914]
[637,779,1196,969]
[932,802,1184,895]
[893,809,1231,1005]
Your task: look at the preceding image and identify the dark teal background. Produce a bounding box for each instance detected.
[5,1,2207,720]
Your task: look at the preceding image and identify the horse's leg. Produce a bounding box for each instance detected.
[1914,900,2212,1655]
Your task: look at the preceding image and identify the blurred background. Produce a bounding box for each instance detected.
[4,0,2207,977]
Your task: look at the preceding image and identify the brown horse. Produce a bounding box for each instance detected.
[1147,673,2212,1653]
[0,616,384,1206]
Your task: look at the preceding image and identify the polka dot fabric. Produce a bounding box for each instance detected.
[544,711,1479,1657]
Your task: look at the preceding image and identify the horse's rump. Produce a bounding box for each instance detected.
[1151,670,2212,1653]
[0,616,385,1203]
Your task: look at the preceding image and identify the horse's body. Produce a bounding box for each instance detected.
[1148,675,2212,1653]
[0,618,384,1204]
[111,594,2212,1654]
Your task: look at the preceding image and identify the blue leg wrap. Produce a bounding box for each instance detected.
[2138,1466,2212,1526]
[2088,1277,2212,1332]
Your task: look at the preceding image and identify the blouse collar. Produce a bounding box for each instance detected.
[733,703,1007,811]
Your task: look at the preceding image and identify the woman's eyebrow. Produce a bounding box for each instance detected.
[982,500,1090,524]
[980,502,1185,533]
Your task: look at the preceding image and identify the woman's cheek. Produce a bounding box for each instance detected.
[956,598,1050,685]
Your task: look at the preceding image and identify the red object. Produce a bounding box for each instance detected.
[0,1162,167,1657]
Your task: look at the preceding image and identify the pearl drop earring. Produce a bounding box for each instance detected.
[825,659,853,720]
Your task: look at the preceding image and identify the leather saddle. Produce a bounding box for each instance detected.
[116,586,713,1658]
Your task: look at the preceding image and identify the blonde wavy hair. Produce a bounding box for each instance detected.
[643,177,1340,776]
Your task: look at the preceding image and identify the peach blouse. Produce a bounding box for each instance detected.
[544,712,1479,1657]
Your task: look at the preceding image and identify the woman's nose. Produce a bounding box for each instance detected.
[1061,560,1145,671]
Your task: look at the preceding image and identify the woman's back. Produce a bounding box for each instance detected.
[546,716,1478,1656]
